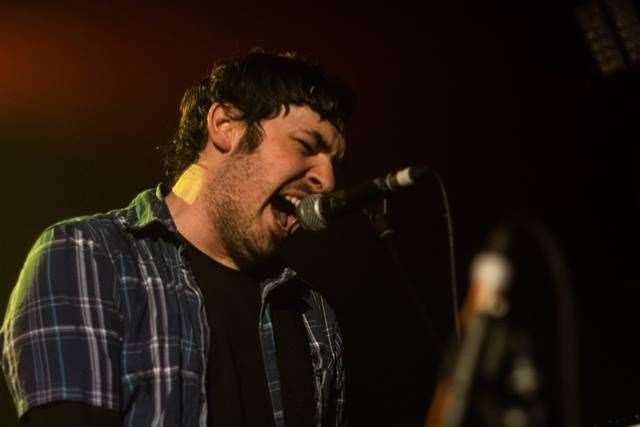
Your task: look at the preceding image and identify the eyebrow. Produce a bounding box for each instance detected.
[301,129,345,159]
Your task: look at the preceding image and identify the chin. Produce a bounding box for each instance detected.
[234,239,280,269]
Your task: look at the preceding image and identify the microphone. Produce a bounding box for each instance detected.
[295,165,430,231]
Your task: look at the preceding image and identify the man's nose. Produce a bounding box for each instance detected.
[306,156,335,193]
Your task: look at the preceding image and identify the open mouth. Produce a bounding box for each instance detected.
[270,194,301,234]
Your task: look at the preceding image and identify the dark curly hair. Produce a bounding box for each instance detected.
[163,50,355,186]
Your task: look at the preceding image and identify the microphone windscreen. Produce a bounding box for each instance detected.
[295,194,327,232]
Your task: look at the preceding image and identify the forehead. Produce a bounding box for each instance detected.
[275,105,345,158]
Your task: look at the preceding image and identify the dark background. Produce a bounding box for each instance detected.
[0,1,637,425]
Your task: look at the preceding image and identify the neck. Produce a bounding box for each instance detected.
[165,163,240,270]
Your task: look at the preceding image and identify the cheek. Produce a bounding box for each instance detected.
[263,150,305,179]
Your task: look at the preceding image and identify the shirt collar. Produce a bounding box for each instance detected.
[119,184,179,234]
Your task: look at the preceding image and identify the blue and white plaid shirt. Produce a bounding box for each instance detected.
[1,186,345,426]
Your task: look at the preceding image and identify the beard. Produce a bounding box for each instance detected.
[205,151,278,269]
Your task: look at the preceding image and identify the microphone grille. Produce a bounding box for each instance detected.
[296,194,327,232]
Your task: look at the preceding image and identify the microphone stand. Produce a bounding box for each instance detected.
[363,199,445,357]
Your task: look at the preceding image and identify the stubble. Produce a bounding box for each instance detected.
[206,151,275,269]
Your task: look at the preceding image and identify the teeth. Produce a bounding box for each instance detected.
[284,195,301,207]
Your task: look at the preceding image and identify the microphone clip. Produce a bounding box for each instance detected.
[363,197,395,240]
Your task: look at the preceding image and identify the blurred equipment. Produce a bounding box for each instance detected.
[425,224,580,427]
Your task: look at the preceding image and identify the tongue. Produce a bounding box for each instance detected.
[273,204,288,230]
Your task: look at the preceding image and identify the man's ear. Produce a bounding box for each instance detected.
[206,103,242,154]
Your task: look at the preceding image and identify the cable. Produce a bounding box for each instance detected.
[429,169,461,342]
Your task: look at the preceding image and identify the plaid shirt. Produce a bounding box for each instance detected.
[1,186,345,427]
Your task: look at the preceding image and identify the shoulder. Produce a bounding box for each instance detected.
[9,196,151,319]
[10,213,128,318]
[28,186,164,259]
[295,278,344,352]
[291,276,339,323]
[35,212,123,250]
[307,287,339,324]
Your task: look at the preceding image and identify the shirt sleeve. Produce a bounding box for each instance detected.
[0,223,122,418]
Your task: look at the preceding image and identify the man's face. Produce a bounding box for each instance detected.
[207,105,344,268]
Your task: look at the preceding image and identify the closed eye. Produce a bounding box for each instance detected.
[296,139,315,154]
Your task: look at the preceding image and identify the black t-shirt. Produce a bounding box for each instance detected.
[183,241,315,427]
[21,243,315,427]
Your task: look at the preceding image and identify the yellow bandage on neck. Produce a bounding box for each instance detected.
[171,164,206,204]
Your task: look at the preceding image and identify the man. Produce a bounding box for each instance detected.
[1,51,354,426]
